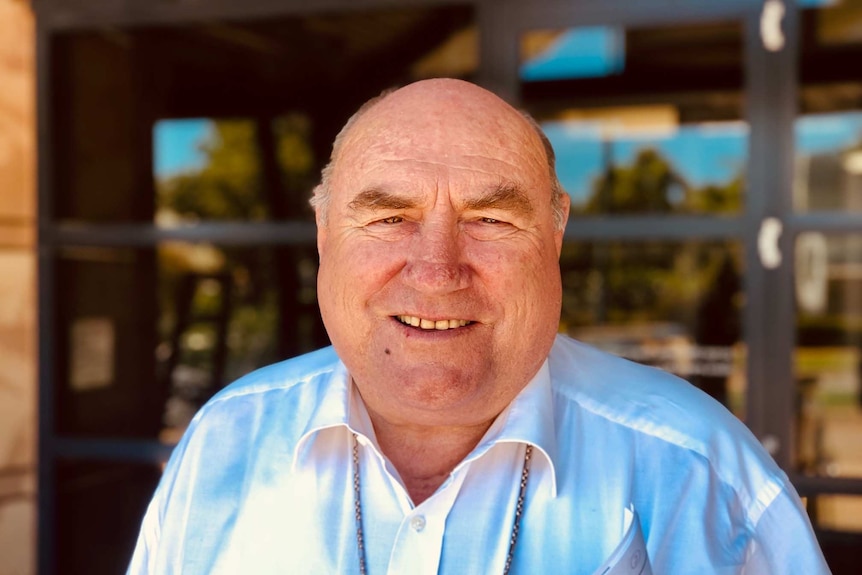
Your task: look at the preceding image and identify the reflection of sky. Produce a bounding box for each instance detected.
[520,27,625,81]
[798,0,838,6]
[153,114,862,199]
[153,119,213,176]
[796,113,862,155]
[543,121,749,203]
[544,112,862,205]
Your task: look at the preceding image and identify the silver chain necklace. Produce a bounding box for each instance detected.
[351,433,533,575]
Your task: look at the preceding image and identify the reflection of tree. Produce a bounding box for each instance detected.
[581,147,742,215]
[160,122,268,221]
[586,148,682,213]
[561,241,737,329]
[158,118,316,222]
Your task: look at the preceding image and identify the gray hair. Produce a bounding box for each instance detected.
[310,89,568,231]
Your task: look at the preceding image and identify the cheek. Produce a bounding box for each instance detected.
[471,240,559,289]
[322,239,406,302]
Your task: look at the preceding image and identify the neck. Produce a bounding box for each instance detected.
[367,411,494,505]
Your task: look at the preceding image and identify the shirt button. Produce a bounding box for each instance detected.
[410,515,426,532]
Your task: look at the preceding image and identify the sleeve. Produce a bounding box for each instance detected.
[742,487,832,575]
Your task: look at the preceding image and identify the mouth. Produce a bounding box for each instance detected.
[394,315,474,331]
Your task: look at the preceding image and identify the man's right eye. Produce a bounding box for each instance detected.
[380,216,403,224]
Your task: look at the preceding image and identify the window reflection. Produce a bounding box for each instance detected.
[795,113,862,212]
[156,242,322,442]
[542,114,746,215]
[154,115,317,226]
[809,495,862,533]
[53,5,477,224]
[795,234,862,481]
[561,241,745,416]
[796,1,862,212]
[56,242,326,442]
[521,27,625,81]
[521,21,746,216]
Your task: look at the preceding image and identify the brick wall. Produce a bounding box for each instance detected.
[0,1,37,574]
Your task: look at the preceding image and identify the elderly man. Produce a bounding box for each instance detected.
[127,79,829,574]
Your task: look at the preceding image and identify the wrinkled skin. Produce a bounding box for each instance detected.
[316,78,569,431]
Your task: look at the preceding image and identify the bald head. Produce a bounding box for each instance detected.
[311,79,568,230]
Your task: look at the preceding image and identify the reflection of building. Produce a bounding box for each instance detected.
[796,149,862,212]
[2,0,862,573]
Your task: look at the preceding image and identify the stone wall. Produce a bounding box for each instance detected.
[0,0,37,574]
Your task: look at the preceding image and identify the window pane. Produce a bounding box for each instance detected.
[809,494,862,533]
[561,240,746,417]
[55,459,161,575]
[51,5,477,223]
[521,22,746,216]
[795,233,862,479]
[55,242,326,441]
[153,115,318,226]
[521,27,625,82]
[795,2,862,212]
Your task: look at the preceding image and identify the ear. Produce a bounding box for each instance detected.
[315,214,327,259]
[555,193,570,256]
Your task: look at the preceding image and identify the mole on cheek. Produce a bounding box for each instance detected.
[384,348,391,355]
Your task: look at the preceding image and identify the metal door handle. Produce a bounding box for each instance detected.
[758,217,783,269]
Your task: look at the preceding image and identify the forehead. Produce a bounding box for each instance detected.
[332,85,550,197]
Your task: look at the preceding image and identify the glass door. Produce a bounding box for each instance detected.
[791,0,862,542]
[517,14,750,420]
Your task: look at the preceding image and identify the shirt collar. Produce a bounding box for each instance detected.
[291,357,560,496]
[464,360,559,497]
[291,360,354,470]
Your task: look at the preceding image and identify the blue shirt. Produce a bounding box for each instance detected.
[127,335,830,574]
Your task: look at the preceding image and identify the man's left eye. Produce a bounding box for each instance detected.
[481,217,501,224]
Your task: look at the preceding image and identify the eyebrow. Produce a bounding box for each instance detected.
[348,189,419,212]
[346,183,535,216]
[461,183,534,216]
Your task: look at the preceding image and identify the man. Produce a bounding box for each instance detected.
[128,79,830,574]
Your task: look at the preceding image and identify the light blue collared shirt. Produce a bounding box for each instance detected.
[127,335,830,574]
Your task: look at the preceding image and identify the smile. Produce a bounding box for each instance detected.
[395,315,472,331]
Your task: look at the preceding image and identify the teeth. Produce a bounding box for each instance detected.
[397,315,470,331]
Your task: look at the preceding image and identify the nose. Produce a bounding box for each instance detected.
[402,221,470,294]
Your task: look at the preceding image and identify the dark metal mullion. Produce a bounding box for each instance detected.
[512,0,756,30]
[743,4,799,468]
[562,216,744,241]
[786,212,862,234]
[50,221,317,247]
[792,474,862,497]
[54,438,175,465]
[476,0,519,102]
[35,18,56,575]
[34,0,476,31]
